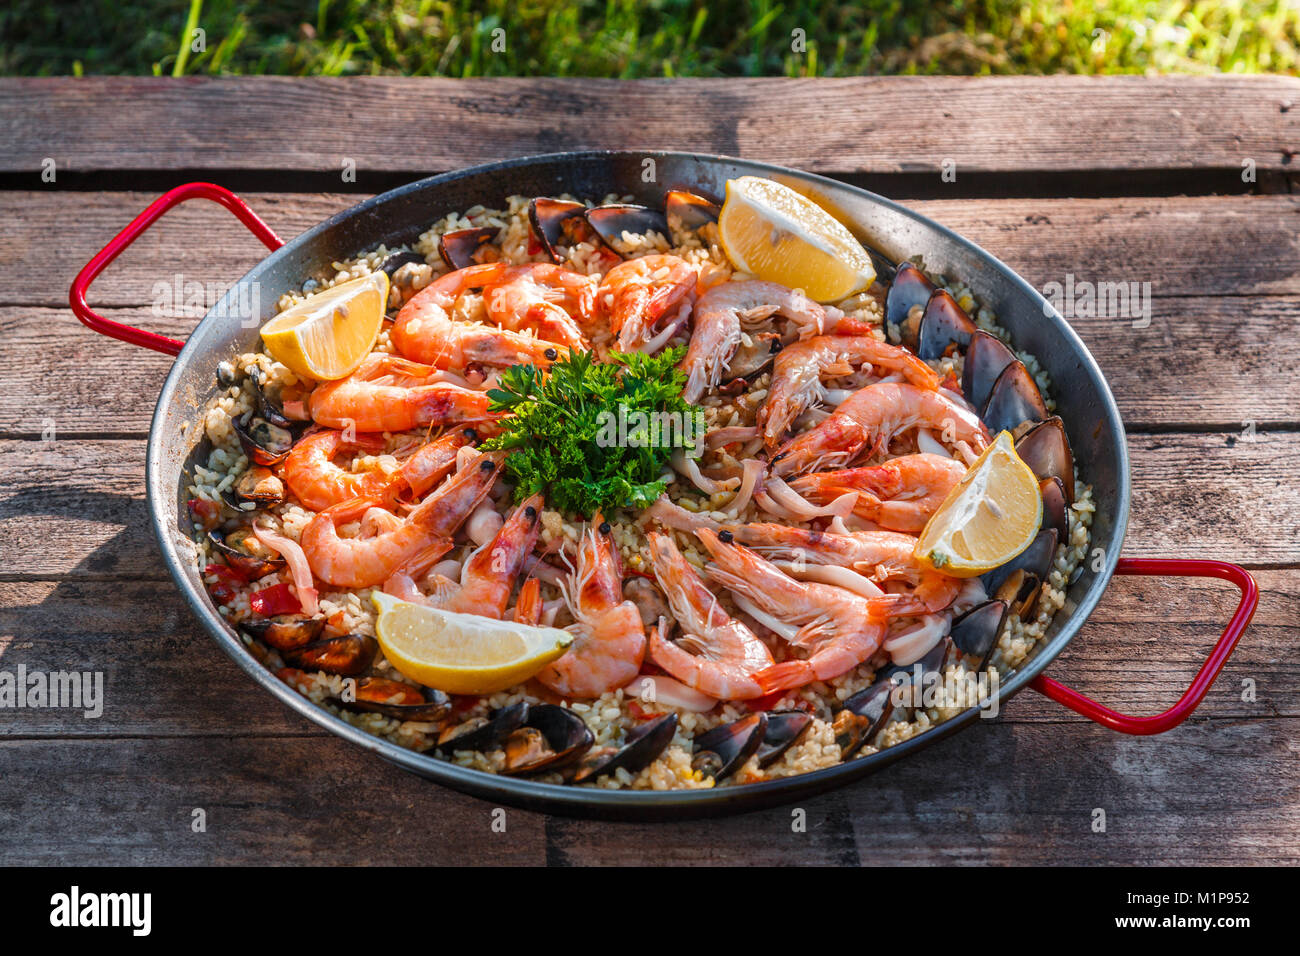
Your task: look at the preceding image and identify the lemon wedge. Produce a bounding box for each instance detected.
[260,272,387,381]
[372,592,573,694]
[717,176,876,302]
[913,431,1044,577]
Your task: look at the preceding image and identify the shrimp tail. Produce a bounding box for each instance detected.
[751,660,815,694]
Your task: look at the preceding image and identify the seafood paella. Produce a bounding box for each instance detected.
[188,176,1093,790]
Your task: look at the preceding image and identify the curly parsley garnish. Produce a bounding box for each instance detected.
[483,348,698,515]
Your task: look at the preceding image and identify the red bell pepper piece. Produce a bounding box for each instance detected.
[250,582,302,617]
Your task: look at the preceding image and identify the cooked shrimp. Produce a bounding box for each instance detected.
[512,577,543,625]
[788,452,966,533]
[681,280,830,403]
[693,528,894,693]
[598,254,696,353]
[720,523,960,615]
[757,335,941,449]
[396,427,478,499]
[771,382,989,477]
[481,263,597,350]
[391,264,573,369]
[536,515,646,698]
[300,454,502,589]
[279,428,396,512]
[308,353,496,433]
[384,494,543,618]
[644,531,773,700]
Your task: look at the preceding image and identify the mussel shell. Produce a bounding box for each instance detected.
[438,227,499,271]
[980,360,1048,435]
[665,189,721,233]
[208,526,285,579]
[232,411,297,467]
[240,614,325,652]
[249,367,293,429]
[529,198,592,262]
[915,290,977,360]
[876,636,956,719]
[981,528,1059,620]
[691,712,767,781]
[1015,416,1075,504]
[885,262,936,344]
[584,204,670,257]
[336,677,451,722]
[500,704,595,775]
[726,331,782,379]
[437,701,529,752]
[754,710,813,768]
[571,713,678,784]
[961,330,1017,413]
[834,681,896,758]
[379,250,426,277]
[221,465,286,512]
[283,634,378,676]
[1039,476,1069,542]
[949,600,1009,672]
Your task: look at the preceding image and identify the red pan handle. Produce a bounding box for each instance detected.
[70,182,283,356]
[1029,557,1258,735]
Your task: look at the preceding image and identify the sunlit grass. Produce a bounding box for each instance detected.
[2,1,1296,76]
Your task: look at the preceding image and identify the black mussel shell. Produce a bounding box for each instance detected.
[437,701,530,752]
[283,634,378,676]
[571,713,679,784]
[248,367,293,429]
[240,614,325,652]
[886,262,936,345]
[232,411,297,467]
[981,528,1059,620]
[584,204,670,257]
[980,360,1048,435]
[961,330,1017,413]
[438,227,499,271]
[876,637,956,718]
[500,704,595,776]
[691,712,767,781]
[379,250,426,277]
[529,198,593,262]
[665,189,721,233]
[949,600,1009,672]
[222,465,286,512]
[208,526,285,579]
[1039,476,1069,542]
[916,290,977,360]
[726,331,782,379]
[1016,416,1075,504]
[754,710,813,768]
[834,681,896,758]
[336,677,451,722]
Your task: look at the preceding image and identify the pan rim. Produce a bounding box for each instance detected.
[146,149,1130,816]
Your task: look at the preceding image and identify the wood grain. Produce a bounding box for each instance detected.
[8,192,1299,310]
[0,570,1294,738]
[1,720,1294,865]
[3,76,1297,179]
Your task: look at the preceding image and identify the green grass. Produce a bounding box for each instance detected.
[2,1,1297,76]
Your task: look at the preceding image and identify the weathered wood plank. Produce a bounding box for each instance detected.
[3,425,1297,577]
[1,720,1293,865]
[7,295,1294,435]
[6,192,1299,311]
[0,570,1294,737]
[2,76,1296,178]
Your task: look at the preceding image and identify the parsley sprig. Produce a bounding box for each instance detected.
[483,348,696,515]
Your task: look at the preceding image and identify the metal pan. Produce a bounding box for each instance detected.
[70,151,1258,819]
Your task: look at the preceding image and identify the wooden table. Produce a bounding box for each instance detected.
[2,76,1297,865]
